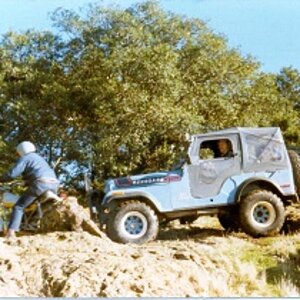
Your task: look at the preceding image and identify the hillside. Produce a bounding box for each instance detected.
[1,201,300,297]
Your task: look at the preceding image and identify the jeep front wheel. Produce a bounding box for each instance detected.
[239,190,285,237]
[106,201,159,244]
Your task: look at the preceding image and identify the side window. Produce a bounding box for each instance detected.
[245,135,284,163]
[199,139,233,160]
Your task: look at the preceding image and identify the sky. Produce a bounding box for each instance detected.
[0,0,299,73]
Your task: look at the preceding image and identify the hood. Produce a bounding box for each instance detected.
[112,171,182,189]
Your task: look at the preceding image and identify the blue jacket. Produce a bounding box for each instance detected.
[0,152,58,185]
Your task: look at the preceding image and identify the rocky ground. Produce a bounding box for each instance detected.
[0,197,300,297]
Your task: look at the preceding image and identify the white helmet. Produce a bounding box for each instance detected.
[16,141,36,156]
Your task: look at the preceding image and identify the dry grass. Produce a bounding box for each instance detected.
[159,216,300,297]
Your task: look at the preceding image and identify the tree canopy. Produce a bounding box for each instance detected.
[0,1,299,186]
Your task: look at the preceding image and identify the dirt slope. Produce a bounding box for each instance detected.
[0,198,300,297]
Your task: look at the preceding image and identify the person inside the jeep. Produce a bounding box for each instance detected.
[0,141,60,239]
[217,139,234,158]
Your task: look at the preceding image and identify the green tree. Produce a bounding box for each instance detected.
[1,1,299,186]
[50,1,273,182]
[0,30,79,177]
[275,67,300,144]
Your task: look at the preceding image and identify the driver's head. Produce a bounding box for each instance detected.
[16,141,36,156]
[217,139,231,155]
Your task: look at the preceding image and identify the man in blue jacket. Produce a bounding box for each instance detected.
[0,141,60,239]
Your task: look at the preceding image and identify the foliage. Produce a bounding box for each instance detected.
[0,1,299,185]
[275,67,300,144]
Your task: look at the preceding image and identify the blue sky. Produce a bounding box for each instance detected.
[0,0,299,73]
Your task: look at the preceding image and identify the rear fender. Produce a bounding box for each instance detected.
[235,177,285,203]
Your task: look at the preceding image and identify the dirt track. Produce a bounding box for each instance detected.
[0,198,299,297]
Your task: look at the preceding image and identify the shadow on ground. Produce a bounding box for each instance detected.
[266,248,300,291]
[157,224,226,241]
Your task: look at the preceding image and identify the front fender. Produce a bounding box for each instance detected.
[102,190,163,212]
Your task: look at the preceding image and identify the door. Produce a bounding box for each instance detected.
[187,134,241,199]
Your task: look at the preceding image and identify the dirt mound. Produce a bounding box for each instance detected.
[40,196,105,238]
[0,230,257,297]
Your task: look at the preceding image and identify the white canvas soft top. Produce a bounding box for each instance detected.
[191,127,282,140]
[239,127,287,171]
[189,127,288,172]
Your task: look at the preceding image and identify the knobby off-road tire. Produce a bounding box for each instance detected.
[218,207,240,232]
[288,150,300,194]
[239,190,285,237]
[106,201,159,244]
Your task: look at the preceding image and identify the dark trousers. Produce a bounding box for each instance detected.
[8,182,59,231]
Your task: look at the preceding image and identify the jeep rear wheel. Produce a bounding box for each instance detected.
[239,190,285,237]
[106,201,159,244]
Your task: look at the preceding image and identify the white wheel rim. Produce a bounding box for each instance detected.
[250,201,276,228]
[120,211,148,239]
